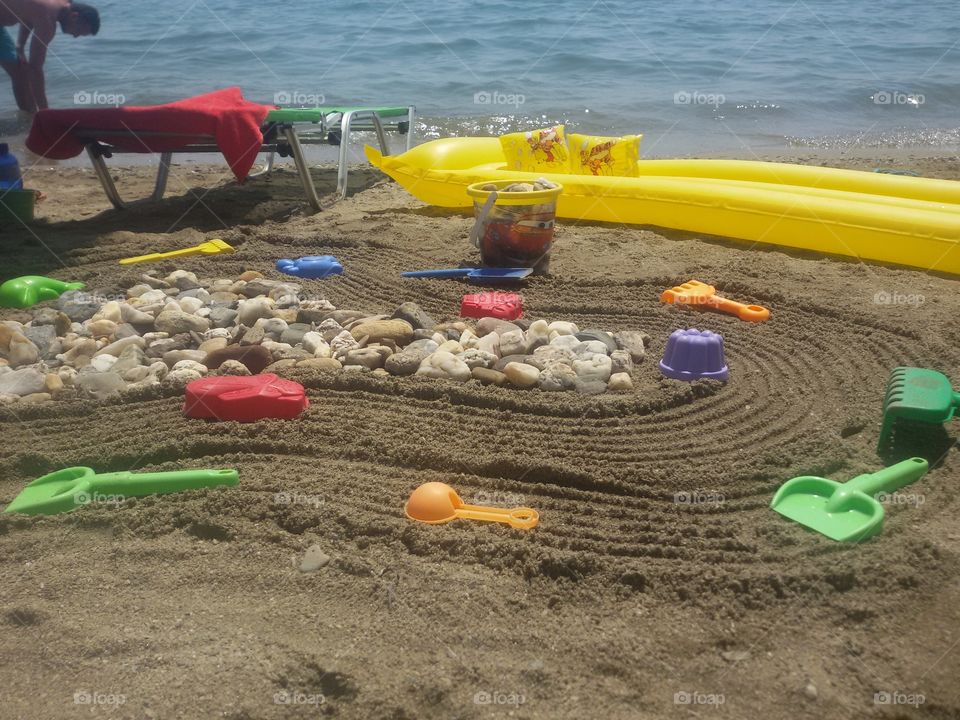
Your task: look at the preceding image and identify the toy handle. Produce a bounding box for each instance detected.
[402,269,469,278]
[848,458,928,496]
[469,191,498,249]
[455,503,539,529]
[709,296,770,322]
[88,469,239,496]
[952,392,960,410]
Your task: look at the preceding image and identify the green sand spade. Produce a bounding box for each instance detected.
[770,458,929,542]
[0,275,86,309]
[3,467,239,515]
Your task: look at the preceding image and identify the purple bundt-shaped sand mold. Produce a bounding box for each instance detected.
[659,328,729,382]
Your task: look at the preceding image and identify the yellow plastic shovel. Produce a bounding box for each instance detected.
[119,239,235,265]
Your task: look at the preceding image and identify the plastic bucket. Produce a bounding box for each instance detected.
[466,180,562,274]
[0,188,35,226]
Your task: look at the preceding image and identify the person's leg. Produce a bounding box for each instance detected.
[0,28,35,112]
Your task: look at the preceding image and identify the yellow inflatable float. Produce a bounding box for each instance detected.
[366,137,960,275]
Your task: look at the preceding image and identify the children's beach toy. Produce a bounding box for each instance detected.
[659,328,729,381]
[184,374,308,422]
[0,188,36,225]
[118,239,234,265]
[0,275,85,309]
[460,292,523,320]
[878,367,960,451]
[276,255,344,279]
[405,482,538,529]
[466,180,562,274]
[771,457,928,542]
[661,280,770,322]
[402,267,533,284]
[3,467,239,515]
[367,137,960,275]
[0,143,23,190]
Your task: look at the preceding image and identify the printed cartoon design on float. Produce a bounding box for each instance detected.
[580,139,619,176]
[526,126,567,164]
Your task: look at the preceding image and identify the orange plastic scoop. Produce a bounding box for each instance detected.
[405,482,538,529]
[661,279,770,322]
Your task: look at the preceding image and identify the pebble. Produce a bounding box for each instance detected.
[295,358,342,371]
[163,349,207,367]
[477,332,500,357]
[23,325,59,359]
[803,683,818,700]
[385,339,437,376]
[208,307,238,329]
[391,302,435,331]
[504,362,540,388]
[172,360,208,375]
[197,337,228,354]
[90,354,118,372]
[76,371,126,399]
[92,301,123,324]
[44,373,64,394]
[155,307,209,335]
[57,290,101,322]
[525,319,550,352]
[216,359,252,376]
[437,340,463,354]
[299,545,331,573]
[477,318,520,337]
[416,351,471,381]
[550,334,582,352]
[547,321,579,339]
[95,335,145,357]
[166,270,201,291]
[573,354,613,382]
[86,319,118,338]
[471,367,507,386]
[119,304,155,327]
[237,297,275,326]
[8,333,39,367]
[177,296,205,314]
[458,349,497,370]
[20,392,52,403]
[301,332,331,357]
[610,349,634,374]
[203,344,273,374]
[608,372,633,392]
[280,323,310,347]
[613,330,650,362]
[344,347,387,370]
[349,319,414,346]
[0,367,47,396]
[162,367,203,390]
[499,329,527,356]
[539,362,577,391]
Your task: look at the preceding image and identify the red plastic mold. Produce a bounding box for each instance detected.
[460,291,523,321]
[183,374,308,422]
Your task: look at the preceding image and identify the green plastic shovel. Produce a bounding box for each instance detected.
[770,458,928,542]
[3,467,239,516]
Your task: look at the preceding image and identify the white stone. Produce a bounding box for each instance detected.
[499,329,526,356]
[539,361,577,391]
[415,351,471,382]
[172,360,208,375]
[504,362,540,388]
[90,354,118,372]
[317,319,343,342]
[92,301,123,324]
[550,334,582,351]
[437,340,463,354]
[95,335,145,357]
[608,372,633,392]
[477,331,500,357]
[548,321,579,339]
[301,332,331,357]
[573,354,612,382]
[330,330,359,357]
[0,367,46,396]
[161,367,203,390]
[237,297,275,327]
[177,296,205,314]
[7,334,39,367]
[525,319,550,351]
[457,349,497,370]
[459,329,480,350]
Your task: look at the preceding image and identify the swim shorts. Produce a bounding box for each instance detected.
[0,27,17,62]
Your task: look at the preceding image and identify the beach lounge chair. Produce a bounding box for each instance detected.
[81,106,416,210]
[26,89,415,211]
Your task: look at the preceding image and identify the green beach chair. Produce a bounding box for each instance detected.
[78,105,415,211]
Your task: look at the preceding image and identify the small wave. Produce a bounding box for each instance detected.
[786,127,960,150]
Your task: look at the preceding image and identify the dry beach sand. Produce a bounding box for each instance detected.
[1,156,959,719]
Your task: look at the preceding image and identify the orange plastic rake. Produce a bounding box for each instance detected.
[661,280,770,322]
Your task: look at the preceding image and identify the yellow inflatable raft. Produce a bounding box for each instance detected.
[366,137,960,275]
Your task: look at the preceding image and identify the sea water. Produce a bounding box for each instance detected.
[1,0,958,156]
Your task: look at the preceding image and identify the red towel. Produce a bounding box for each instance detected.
[26,87,272,181]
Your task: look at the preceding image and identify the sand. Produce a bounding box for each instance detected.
[1,156,959,720]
